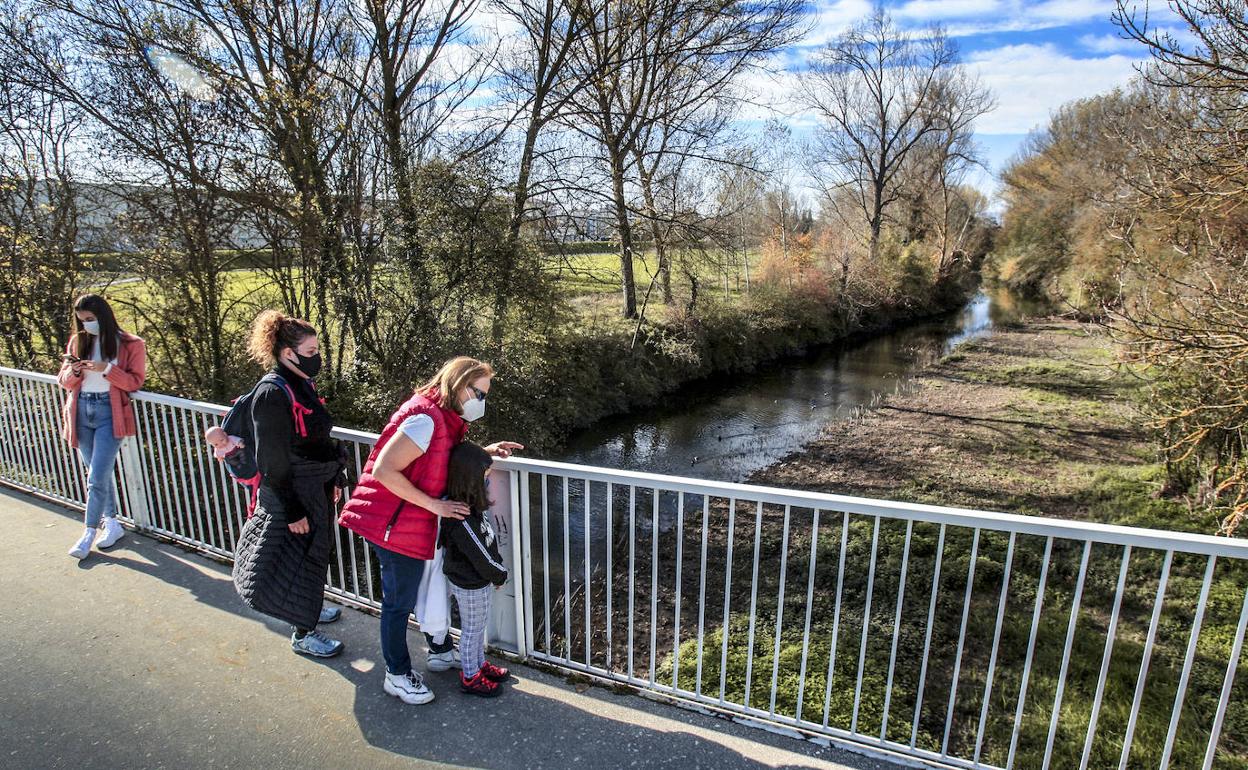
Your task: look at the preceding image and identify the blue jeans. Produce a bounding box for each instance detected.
[373,545,453,675]
[75,393,120,528]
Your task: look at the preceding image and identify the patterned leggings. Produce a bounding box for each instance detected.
[449,583,493,677]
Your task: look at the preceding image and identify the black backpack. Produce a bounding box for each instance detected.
[215,372,311,515]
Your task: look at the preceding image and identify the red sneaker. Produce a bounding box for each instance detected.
[460,670,502,697]
[479,660,510,682]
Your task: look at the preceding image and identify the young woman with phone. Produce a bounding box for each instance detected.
[55,294,147,559]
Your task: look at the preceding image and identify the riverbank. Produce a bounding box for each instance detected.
[723,316,1246,767]
[492,272,981,454]
[750,316,1221,534]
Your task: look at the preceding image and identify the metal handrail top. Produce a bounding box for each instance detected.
[492,458,1248,559]
[9,365,1243,558]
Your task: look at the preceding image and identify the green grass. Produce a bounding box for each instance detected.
[94,246,765,313]
[550,248,765,301]
[651,494,1247,768]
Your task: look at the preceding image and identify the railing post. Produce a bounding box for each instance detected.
[118,436,152,531]
[486,466,523,655]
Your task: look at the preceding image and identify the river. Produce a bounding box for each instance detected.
[550,288,1042,483]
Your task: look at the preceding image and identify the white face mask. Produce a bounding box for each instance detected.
[82,320,100,335]
[461,394,486,422]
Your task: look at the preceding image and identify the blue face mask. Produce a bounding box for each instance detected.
[82,320,100,335]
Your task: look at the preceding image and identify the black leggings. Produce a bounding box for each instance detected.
[426,631,453,654]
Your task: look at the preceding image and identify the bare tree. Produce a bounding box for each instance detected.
[0,60,88,367]
[561,0,807,318]
[1,0,373,375]
[487,0,594,345]
[801,8,964,263]
[1114,0,1248,93]
[758,121,806,283]
[355,1,484,236]
[923,69,994,275]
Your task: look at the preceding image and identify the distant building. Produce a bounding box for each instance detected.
[2,178,269,254]
[528,201,617,244]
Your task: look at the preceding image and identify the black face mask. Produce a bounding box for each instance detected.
[290,351,322,379]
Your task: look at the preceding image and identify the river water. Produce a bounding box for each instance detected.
[550,288,1041,483]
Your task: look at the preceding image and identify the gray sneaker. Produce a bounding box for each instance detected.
[318,605,342,624]
[291,630,344,658]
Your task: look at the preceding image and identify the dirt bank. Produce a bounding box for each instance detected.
[751,317,1216,531]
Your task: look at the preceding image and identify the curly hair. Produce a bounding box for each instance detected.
[246,309,316,367]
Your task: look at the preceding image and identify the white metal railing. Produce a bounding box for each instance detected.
[2,365,1247,770]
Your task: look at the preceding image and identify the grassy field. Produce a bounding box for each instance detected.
[78,247,768,371]
[92,246,765,319]
[547,248,763,299]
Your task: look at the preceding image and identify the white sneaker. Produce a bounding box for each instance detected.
[426,648,461,672]
[96,518,125,549]
[68,528,97,560]
[383,671,435,705]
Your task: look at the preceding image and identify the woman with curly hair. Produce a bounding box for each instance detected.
[230,310,347,657]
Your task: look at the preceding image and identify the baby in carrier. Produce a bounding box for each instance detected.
[205,425,262,512]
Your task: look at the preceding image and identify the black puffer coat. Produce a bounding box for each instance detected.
[232,458,341,630]
[231,370,342,631]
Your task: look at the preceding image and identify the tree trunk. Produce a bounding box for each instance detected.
[741,219,750,295]
[633,153,672,306]
[609,151,638,319]
[493,101,546,351]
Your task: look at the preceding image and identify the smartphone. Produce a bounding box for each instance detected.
[62,354,80,363]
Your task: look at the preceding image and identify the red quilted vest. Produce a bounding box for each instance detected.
[338,390,467,560]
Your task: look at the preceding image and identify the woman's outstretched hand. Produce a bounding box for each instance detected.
[485,441,524,459]
[429,498,469,520]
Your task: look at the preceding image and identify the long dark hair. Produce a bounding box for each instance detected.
[445,441,493,515]
[72,294,122,360]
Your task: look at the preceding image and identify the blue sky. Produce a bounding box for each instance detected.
[742,0,1175,205]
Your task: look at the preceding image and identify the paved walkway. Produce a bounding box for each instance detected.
[1,488,903,770]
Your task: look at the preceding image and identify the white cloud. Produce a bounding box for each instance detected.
[896,0,1002,22]
[732,67,815,126]
[807,0,874,46]
[467,8,523,39]
[1025,0,1117,26]
[808,0,1122,46]
[1078,32,1146,54]
[966,43,1140,134]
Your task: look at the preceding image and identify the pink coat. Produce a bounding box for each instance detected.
[57,331,147,448]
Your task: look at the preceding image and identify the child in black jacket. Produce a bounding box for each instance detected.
[441,441,510,697]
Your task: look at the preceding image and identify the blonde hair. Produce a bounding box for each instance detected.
[419,356,495,413]
[246,309,316,367]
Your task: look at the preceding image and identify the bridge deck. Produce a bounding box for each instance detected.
[1,488,901,770]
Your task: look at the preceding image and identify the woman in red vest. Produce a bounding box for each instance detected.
[56,294,146,560]
[339,356,522,705]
